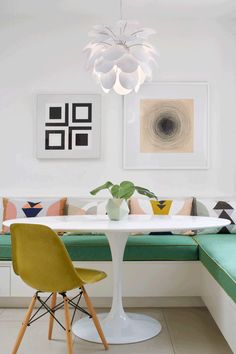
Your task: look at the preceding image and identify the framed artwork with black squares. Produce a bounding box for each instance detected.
[37,94,101,158]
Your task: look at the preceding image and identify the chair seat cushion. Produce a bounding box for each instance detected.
[194,234,236,303]
[0,234,199,261]
[75,267,107,284]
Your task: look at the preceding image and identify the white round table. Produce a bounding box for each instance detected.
[4,215,230,344]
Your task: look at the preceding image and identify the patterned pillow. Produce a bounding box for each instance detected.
[195,199,236,234]
[129,197,194,235]
[2,197,67,234]
[65,198,107,235]
[66,198,107,216]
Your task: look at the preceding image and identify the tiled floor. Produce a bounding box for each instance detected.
[0,307,233,354]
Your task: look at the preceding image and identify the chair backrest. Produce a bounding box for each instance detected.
[10,223,82,293]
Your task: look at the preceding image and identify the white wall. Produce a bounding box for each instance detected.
[0,13,236,198]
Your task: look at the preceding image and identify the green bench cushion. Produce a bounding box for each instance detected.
[0,235,12,260]
[194,234,236,303]
[0,234,199,261]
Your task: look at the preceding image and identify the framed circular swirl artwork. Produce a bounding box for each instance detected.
[123,82,208,169]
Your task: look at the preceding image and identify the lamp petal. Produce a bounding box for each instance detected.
[100,69,117,89]
[130,46,152,62]
[146,47,159,61]
[113,78,132,95]
[117,54,138,73]
[103,45,126,61]
[137,66,146,85]
[139,61,152,78]
[100,85,110,93]
[134,82,141,93]
[90,25,114,37]
[95,59,114,74]
[87,50,104,70]
[119,71,139,90]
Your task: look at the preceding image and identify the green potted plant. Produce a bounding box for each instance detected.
[90,180,157,221]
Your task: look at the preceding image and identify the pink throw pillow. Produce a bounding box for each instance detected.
[2,197,67,234]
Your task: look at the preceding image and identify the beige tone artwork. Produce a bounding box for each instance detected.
[140,99,194,153]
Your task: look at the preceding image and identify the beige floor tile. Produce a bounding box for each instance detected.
[0,308,64,322]
[0,319,75,354]
[0,303,83,322]
[125,307,165,321]
[0,317,174,354]
[0,307,174,354]
[0,307,232,354]
[163,307,233,354]
[74,331,175,354]
[73,307,174,354]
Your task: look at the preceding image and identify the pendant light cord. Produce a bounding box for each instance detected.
[120,0,123,20]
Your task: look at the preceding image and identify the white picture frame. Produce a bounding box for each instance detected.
[123,82,209,169]
[37,94,101,159]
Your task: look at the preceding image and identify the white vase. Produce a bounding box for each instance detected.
[106,198,129,221]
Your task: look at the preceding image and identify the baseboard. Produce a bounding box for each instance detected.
[0,296,204,308]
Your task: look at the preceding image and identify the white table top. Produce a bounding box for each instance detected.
[3,215,231,233]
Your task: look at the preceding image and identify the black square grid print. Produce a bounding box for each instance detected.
[37,94,100,159]
[45,102,92,151]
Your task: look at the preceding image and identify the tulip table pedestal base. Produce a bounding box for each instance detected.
[72,312,161,344]
[72,230,161,344]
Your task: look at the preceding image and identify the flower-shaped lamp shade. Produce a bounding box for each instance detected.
[84,20,159,95]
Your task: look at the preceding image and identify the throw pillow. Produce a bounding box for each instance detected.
[195,198,236,234]
[129,197,194,235]
[2,197,67,234]
[66,199,107,216]
[65,199,107,235]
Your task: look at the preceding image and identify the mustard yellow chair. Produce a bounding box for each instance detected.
[10,223,108,354]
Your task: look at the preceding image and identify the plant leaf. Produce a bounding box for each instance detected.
[118,181,135,200]
[120,181,135,188]
[111,184,120,198]
[90,181,113,195]
[135,186,157,199]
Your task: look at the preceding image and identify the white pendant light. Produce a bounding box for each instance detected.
[84,1,159,95]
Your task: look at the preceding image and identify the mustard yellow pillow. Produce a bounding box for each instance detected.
[129,197,194,235]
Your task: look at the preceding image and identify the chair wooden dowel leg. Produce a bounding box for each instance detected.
[81,286,109,350]
[64,296,73,354]
[48,292,57,340]
[11,295,37,354]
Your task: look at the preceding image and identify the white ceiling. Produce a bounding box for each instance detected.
[0,0,236,21]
